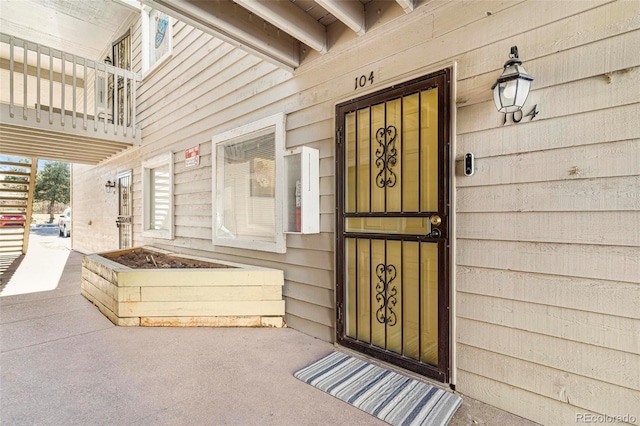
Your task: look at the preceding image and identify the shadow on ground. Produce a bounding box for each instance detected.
[0,254,24,289]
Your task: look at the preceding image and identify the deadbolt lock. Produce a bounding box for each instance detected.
[430,215,442,226]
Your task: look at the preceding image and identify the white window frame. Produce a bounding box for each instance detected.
[142,152,174,240]
[140,6,173,77]
[212,113,286,253]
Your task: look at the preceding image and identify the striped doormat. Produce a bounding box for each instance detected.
[294,352,462,426]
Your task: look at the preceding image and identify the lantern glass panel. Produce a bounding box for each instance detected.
[493,84,504,111]
[514,79,531,109]
[502,79,518,103]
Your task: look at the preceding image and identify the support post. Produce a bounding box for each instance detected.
[22,158,38,254]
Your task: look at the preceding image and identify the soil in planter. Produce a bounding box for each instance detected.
[106,250,233,269]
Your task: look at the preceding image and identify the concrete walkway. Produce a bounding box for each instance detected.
[0,225,70,296]
[0,240,537,425]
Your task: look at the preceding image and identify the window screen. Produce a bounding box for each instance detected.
[149,164,171,231]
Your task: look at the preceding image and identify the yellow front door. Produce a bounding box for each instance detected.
[336,69,451,382]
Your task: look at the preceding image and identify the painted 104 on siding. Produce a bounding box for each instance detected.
[355,72,375,90]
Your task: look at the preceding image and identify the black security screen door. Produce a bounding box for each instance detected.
[117,172,132,250]
[336,69,451,382]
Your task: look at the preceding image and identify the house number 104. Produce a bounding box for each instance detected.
[355,72,374,90]
[503,104,539,125]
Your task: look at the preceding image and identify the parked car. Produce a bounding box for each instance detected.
[58,208,71,237]
[0,213,26,227]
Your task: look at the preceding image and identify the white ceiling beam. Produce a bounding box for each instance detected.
[235,0,326,53]
[142,0,300,71]
[111,0,142,12]
[395,0,415,13]
[315,0,365,36]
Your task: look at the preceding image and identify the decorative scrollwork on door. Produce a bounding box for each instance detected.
[375,263,398,326]
[375,125,398,188]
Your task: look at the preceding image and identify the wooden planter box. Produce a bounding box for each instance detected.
[81,247,285,327]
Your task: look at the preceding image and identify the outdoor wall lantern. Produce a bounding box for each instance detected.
[491,46,534,113]
[104,180,117,194]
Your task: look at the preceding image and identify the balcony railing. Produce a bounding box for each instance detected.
[1,33,141,142]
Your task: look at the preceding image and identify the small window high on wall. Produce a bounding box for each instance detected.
[142,152,174,240]
[212,114,286,253]
[141,7,172,75]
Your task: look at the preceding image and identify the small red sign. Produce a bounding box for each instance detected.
[185,145,200,168]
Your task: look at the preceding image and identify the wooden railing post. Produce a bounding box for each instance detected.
[36,43,41,122]
[72,55,77,129]
[23,39,28,120]
[9,35,14,118]
[83,58,88,130]
[60,52,65,126]
[49,49,54,124]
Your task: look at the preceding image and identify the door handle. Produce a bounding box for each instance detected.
[115,216,130,228]
[429,215,442,239]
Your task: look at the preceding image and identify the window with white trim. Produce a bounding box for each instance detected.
[212,113,286,253]
[142,152,174,239]
[140,7,172,76]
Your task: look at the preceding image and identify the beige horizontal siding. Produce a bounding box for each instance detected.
[457,266,640,320]
[451,1,640,424]
[283,280,334,309]
[456,211,640,246]
[458,318,640,390]
[456,370,603,426]
[285,313,334,342]
[457,292,640,353]
[459,29,640,108]
[457,176,640,212]
[458,345,640,424]
[457,139,640,186]
[458,240,639,284]
[458,64,640,134]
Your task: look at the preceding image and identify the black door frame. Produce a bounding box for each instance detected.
[335,68,452,382]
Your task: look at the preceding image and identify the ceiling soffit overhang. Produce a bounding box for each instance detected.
[395,0,415,13]
[0,123,134,165]
[235,0,327,53]
[143,0,415,71]
[315,0,366,36]
[142,0,301,71]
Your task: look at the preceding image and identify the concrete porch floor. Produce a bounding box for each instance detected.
[0,244,538,425]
